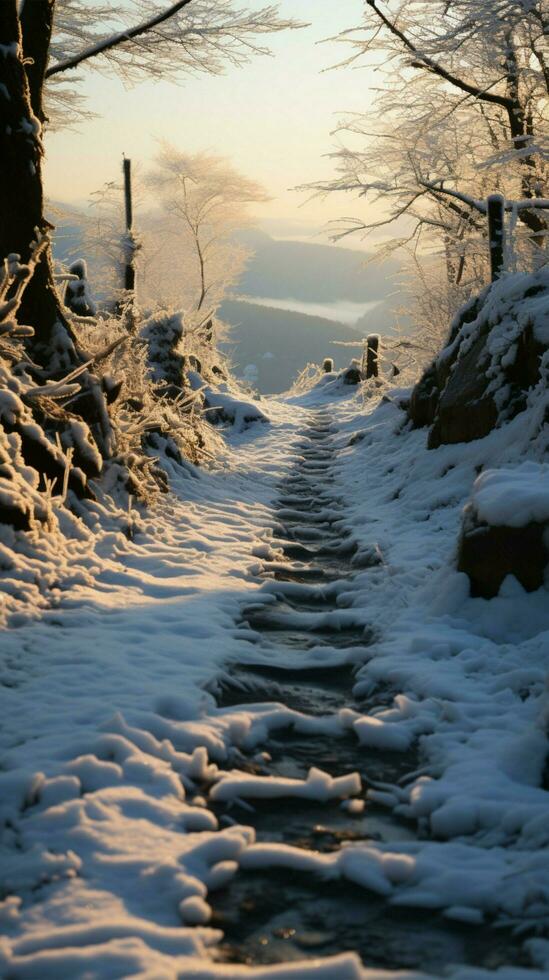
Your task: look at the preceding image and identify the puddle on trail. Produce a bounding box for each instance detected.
[213,869,529,974]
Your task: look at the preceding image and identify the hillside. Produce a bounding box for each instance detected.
[218,298,363,393]
[52,215,402,313]
[236,231,402,304]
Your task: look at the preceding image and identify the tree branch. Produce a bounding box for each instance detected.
[366,0,514,111]
[46,0,195,77]
[418,181,487,213]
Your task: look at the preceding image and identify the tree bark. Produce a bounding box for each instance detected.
[0,2,44,264]
[0,1,77,370]
[0,3,114,463]
[503,34,546,244]
[20,0,55,124]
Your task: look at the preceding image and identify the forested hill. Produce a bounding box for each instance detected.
[53,218,400,309]
[235,229,401,303]
[218,299,362,393]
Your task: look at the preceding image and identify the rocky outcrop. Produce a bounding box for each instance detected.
[428,332,498,448]
[407,363,439,429]
[408,272,549,448]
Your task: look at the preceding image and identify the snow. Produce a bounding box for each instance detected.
[202,382,270,431]
[276,371,549,947]
[1,336,549,977]
[471,463,549,527]
[210,766,361,802]
[438,268,549,419]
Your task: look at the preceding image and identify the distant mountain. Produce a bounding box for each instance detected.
[218,299,364,394]
[236,235,402,305]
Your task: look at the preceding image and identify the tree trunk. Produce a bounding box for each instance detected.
[487,194,505,281]
[0,1,77,370]
[0,2,114,462]
[504,33,547,246]
[20,0,54,125]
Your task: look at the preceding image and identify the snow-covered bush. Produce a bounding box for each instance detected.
[0,422,50,531]
[140,310,187,392]
[74,312,215,500]
[288,362,328,395]
[0,210,268,533]
[64,259,97,318]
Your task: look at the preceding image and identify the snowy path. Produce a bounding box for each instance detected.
[1,384,549,979]
[207,409,526,974]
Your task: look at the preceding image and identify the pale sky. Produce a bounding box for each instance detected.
[45,0,378,241]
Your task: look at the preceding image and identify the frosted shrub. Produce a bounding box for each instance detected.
[288,363,325,395]
[75,306,225,500]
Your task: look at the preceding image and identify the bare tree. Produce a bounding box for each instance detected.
[145,145,268,314]
[74,148,264,323]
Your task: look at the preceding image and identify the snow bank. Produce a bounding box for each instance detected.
[202,383,270,432]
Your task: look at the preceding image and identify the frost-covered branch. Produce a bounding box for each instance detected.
[46,0,195,77]
[420,182,549,215]
[364,0,514,112]
[46,1,305,95]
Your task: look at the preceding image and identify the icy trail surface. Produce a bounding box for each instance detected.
[1,379,548,979]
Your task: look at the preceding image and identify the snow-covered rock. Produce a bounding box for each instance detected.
[457,463,549,597]
[409,269,549,447]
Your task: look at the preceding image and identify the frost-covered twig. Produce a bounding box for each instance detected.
[0,232,50,340]
[24,381,82,401]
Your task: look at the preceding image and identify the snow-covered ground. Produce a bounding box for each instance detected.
[1,374,548,979]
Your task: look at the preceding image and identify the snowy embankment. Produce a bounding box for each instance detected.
[1,358,549,977]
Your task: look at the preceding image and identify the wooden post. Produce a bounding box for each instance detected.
[123,156,136,295]
[366,334,380,379]
[487,193,505,282]
[322,357,334,373]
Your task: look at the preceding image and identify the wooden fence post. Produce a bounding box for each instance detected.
[123,156,136,294]
[121,156,138,332]
[487,193,505,282]
[322,357,334,373]
[365,334,380,378]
